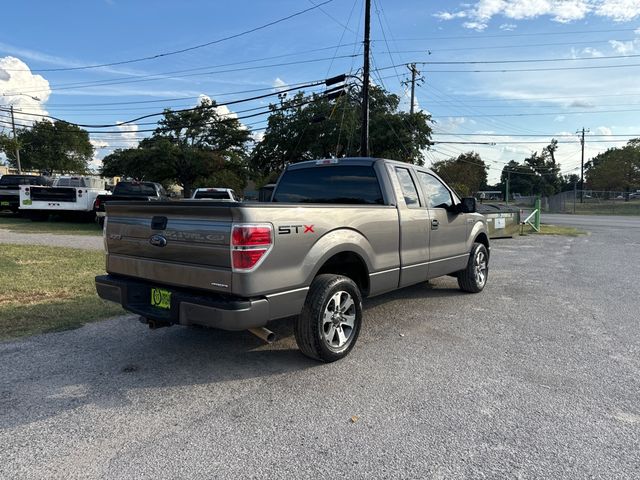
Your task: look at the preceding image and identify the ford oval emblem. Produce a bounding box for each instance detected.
[149,234,167,247]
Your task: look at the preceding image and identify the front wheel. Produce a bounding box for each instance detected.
[294,274,363,362]
[457,243,489,293]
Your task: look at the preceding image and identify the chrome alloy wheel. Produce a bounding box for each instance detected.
[474,249,488,287]
[322,290,356,350]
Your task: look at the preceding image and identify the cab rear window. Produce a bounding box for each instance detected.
[273,166,383,205]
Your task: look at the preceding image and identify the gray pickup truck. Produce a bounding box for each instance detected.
[96,158,490,362]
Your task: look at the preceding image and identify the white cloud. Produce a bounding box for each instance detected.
[609,39,636,54]
[554,115,566,122]
[595,0,640,21]
[115,123,141,149]
[568,99,596,108]
[0,56,51,125]
[595,126,613,135]
[499,23,518,30]
[582,47,605,57]
[463,21,489,30]
[435,0,640,29]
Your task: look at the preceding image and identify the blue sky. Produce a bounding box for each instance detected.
[1,0,640,183]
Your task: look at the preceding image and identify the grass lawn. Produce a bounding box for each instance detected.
[0,244,122,340]
[527,224,586,237]
[0,213,102,236]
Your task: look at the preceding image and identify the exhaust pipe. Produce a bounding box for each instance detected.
[248,327,276,344]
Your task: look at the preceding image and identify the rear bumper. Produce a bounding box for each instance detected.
[0,194,19,210]
[95,274,269,331]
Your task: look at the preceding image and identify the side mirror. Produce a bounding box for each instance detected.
[460,197,477,214]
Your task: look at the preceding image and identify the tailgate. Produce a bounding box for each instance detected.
[31,187,77,202]
[105,202,234,292]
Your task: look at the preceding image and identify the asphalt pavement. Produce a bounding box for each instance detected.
[1,223,639,478]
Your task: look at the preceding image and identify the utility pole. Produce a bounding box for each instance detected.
[577,127,589,203]
[506,170,511,206]
[408,63,419,115]
[360,0,371,157]
[9,105,22,174]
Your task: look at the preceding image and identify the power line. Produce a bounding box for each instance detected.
[13,55,358,95]
[0,79,331,127]
[3,1,335,72]
[432,132,640,137]
[415,53,640,65]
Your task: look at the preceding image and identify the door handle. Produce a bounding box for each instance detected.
[431,219,439,230]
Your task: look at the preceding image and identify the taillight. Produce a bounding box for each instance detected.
[231,224,273,272]
[94,198,101,209]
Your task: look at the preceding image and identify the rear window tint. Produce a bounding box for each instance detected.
[0,175,49,186]
[114,183,157,195]
[273,165,383,204]
[194,191,231,199]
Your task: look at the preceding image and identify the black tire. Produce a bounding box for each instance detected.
[457,242,489,293]
[294,274,363,362]
[98,216,105,228]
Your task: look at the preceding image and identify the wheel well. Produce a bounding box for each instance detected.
[316,252,370,296]
[475,232,490,257]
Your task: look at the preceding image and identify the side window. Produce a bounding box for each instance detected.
[394,167,420,208]
[417,172,453,209]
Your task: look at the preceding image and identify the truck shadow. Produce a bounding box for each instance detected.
[0,278,466,430]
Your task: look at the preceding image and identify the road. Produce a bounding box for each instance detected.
[1,226,639,478]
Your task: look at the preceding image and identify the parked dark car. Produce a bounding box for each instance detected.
[0,174,52,214]
[94,181,169,226]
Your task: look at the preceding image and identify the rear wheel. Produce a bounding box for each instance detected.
[294,274,363,362]
[457,242,489,293]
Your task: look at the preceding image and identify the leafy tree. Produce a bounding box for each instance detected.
[431,151,488,196]
[0,120,93,174]
[499,160,537,197]
[585,138,640,194]
[251,86,432,179]
[102,98,252,197]
[524,139,562,196]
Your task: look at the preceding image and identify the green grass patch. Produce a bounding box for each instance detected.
[0,213,102,236]
[528,224,586,237]
[0,244,122,340]
[567,201,640,216]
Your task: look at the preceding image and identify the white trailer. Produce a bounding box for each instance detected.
[19,176,109,221]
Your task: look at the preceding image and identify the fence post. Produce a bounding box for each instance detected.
[534,197,541,230]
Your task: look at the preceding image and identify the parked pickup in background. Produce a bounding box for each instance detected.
[19,176,108,221]
[94,181,169,227]
[96,158,490,362]
[191,187,239,201]
[0,174,52,214]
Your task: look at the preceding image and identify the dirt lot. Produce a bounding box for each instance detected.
[1,219,639,478]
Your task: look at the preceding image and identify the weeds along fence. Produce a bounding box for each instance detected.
[546,190,640,214]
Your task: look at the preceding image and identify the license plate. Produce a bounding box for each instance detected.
[150,288,171,309]
[0,201,9,206]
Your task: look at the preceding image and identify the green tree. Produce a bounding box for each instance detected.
[101,98,252,197]
[499,160,537,197]
[585,138,640,194]
[431,152,488,197]
[524,139,562,196]
[251,86,432,179]
[0,120,93,174]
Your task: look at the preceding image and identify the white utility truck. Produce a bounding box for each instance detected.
[19,176,109,221]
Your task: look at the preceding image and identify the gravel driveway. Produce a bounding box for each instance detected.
[1,224,639,478]
[0,228,103,250]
